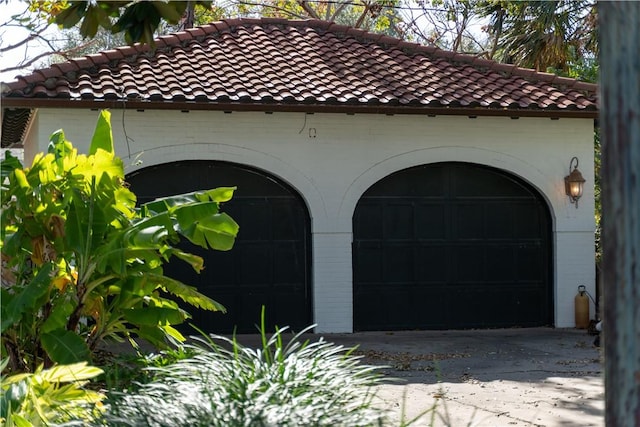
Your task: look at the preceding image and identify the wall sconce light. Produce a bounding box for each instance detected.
[565,157,586,208]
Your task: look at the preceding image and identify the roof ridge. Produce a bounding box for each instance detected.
[178,18,596,93]
[278,19,597,92]
[6,18,596,94]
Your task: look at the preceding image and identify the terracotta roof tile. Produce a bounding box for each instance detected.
[1,108,33,147]
[2,18,597,118]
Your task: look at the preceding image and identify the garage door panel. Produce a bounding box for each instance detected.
[274,242,306,283]
[453,285,536,327]
[238,245,272,284]
[354,162,551,331]
[454,204,484,239]
[516,246,545,280]
[514,289,547,324]
[409,287,449,326]
[515,203,543,237]
[272,202,305,239]
[384,204,414,239]
[354,204,383,239]
[453,288,506,326]
[353,292,385,329]
[233,201,271,240]
[416,204,447,239]
[485,203,516,238]
[485,246,516,281]
[452,246,485,282]
[272,295,308,330]
[354,244,382,283]
[367,166,446,197]
[454,167,529,197]
[385,289,413,327]
[206,249,236,284]
[415,246,448,282]
[383,244,413,282]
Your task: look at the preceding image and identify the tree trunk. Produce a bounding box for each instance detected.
[599,3,640,426]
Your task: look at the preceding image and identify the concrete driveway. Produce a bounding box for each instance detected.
[316,328,604,427]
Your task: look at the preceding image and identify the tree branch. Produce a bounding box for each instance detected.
[297,0,321,20]
[329,1,349,22]
[354,1,372,28]
[1,37,99,74]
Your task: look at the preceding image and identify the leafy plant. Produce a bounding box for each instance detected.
[1,110,239,373]
[90,311,388,426]
[0,359,105,426]
[96,346,198,393]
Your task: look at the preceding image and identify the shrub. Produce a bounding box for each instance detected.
[91,316,387,426]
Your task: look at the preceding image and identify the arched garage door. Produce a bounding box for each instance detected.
[127,161,312,334]
[353,162,552,331]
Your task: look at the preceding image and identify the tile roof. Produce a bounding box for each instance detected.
[1,18,598,145]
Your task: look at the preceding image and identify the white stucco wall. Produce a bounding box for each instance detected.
[28,108,597,332]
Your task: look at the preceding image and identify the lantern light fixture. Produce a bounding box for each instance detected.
[565,157,585,208]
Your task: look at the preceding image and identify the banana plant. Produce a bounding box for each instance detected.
[1,110,239,373]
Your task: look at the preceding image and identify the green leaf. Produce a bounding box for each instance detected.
[89,110,114,155]
[203,186,236,203]
[142,193,216,215]
[160,324,186,342]
[148,272,226,312]
[41,330,91,364]
[39,362,103,383]
[12,168,29,189]
[180,212,239,251]
[47,129,73,161]
[54,2,87,29]
[1,263,55,333]
[153,1,184,22]
[1,381,28,423]
[135,325,172,348]
[2,228,25,257]
[11,413,32,427]
[140,187,236,215]
[65,200,87,255]
[128,225,169,247]
[1,151,23,183]
[170,249,204,272]
[41,296,76,333]
[173,201,220,230]
[123,307,187,326]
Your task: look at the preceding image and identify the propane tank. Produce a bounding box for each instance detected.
[574,285,589,329]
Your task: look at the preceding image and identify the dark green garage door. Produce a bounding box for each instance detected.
[353,162,552,331]
[127,161,312,334]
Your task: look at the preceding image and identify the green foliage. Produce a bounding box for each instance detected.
[1,110,238,373]
[94,346,198,393]
[51,0,404,46]
[89,311,387,426]
[0,359,105,426]
[54,1,213,45]
[478,0,597,72]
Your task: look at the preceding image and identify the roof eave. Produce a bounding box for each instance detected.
[1,97,599,119]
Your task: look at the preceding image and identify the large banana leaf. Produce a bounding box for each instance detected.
[146,272,226,312]
[123,307,187,326]
[89,110,114,155]
[1,263,55,333]
[41,330,91,364]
